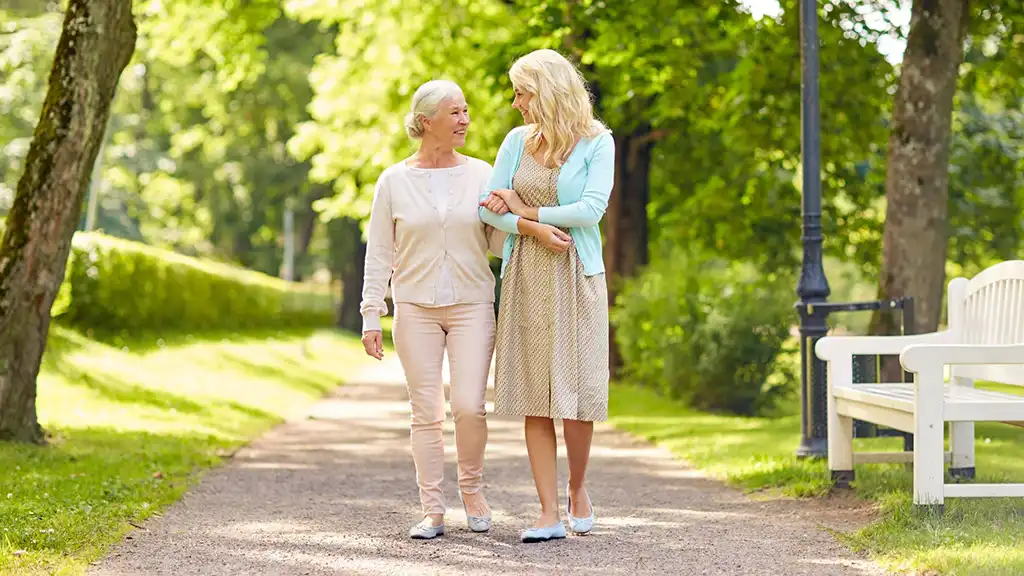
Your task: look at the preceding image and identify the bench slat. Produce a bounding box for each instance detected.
[948,402,1024,422]
[836,398,915,433]
[834,383,1024,422]
[944,484,1024,498]
[835,383,1024,406]
[834,385,914,412]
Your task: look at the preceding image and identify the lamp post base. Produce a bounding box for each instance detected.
[796,436,827,460]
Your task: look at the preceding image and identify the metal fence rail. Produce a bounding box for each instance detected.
[796,297,915,457]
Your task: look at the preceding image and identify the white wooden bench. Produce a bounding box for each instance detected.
[815,260,1024,511]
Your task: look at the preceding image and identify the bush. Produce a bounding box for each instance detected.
[611,247,797,416]
[53,232,335,333]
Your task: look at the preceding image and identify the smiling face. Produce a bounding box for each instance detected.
[423,94,470,148]
[512,87,533,123]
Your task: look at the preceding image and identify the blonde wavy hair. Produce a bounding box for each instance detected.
[509,49,608,167]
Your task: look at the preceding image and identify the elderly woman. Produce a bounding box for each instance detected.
[480,49,615,543]
[360,79,504,540]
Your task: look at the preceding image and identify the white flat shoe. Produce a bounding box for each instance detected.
[409,518,445,540]
[566,485,595,534]
[521,522,566,543]
[459,491,492,533]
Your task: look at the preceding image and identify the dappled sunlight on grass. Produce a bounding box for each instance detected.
[0,327,368,575]
[0,428,227,574]
[37,327,353,440]
[608,382,1024,575]
[847,495,1024,576]
[608,383,832,497]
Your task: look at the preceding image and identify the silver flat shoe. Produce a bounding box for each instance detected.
[459,491,492,533]
[566,485,595,534]
[521,522,567,543]
[409,519,445,540]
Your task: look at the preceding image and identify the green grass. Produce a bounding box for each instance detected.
[609,383,1024,576]
[0,325,369,576]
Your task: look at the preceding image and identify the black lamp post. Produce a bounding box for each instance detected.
[796,0,831,459]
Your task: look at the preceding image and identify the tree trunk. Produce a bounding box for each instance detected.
[338,253,365,333]
[0,0,136,444]
[604,126,654,373]
[869,0,969,338]
[293,186,327,281]
[232,227,254,267]
[328,217,366,333]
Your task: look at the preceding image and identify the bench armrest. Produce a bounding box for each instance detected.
[815,331,954,362]
[901,344,1024,373]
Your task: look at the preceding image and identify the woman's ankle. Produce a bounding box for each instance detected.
[568,485,592,515]
[535,507,560,525]
[461,490,490,515]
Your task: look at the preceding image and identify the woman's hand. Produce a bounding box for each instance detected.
[361,330,383,360]
[521,221,571,253]
[480,193,510,215]
[491,188,528,217]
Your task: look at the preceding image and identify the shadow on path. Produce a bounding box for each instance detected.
[89,358,886,576]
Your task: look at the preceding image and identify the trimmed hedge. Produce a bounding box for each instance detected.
[52,232,335,332]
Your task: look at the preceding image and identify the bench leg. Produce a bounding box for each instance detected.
[829,414,855,488]
[949,377,976,481]
[913,368,945,511]
[949,421,975,481]
[827,361,854,488]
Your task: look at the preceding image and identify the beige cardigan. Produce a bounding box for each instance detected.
[359,157,504,332]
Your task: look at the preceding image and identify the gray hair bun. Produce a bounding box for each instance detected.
[405,79,463,141]
[405,112,425,140]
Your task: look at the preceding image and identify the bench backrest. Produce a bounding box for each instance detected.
[949,260,1024,386]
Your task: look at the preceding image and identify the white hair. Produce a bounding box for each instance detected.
[404,79,464,140]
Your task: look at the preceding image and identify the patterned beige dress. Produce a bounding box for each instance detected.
[492,150,609,422]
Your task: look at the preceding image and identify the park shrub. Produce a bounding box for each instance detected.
[611,246,797,416]
[52,232,335,332]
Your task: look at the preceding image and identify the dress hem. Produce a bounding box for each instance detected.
[492,407,608,423]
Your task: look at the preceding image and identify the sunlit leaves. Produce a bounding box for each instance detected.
[287,0,521,221]
[0,0,1019,283]
[135,0,280,94]
[97,9,332,273]
[0,10,61,207]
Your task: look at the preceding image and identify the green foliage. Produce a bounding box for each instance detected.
[946,17,1024,276]
[2,0,1021,327]
[287,0,521,221]
[54,233,334,333]
[948,96,1024,275]
[0,9,61,208]
[2,3,340,279]
[641,1,894,274]
[99,10,333,275]
[0,327,369,574]
[611,245,797,416]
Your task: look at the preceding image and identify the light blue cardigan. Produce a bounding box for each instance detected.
[479,126,615,278]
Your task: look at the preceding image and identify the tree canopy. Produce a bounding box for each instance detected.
[0,0,1019,301]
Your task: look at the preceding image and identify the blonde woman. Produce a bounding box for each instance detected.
[479,49,615,543]
[361,79,504,540]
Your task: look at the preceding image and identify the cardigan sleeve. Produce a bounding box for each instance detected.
[359,175,394,333]
[477,161,508,255]
[479,129,522,235]
[537,131,615,228]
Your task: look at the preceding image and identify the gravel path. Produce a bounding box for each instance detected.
[90,357,886,576]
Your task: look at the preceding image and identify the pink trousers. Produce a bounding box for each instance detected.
[392,302,495,516]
